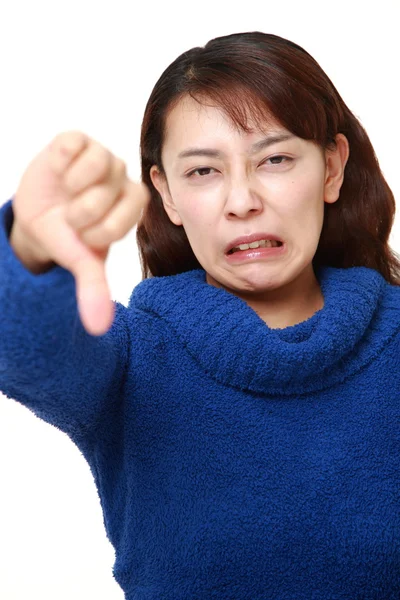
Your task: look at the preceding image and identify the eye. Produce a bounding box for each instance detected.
[186,167,217,178]
[185,155,293,179]
[261,155,293,167]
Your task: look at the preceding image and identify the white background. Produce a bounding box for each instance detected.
[0,0,399,598]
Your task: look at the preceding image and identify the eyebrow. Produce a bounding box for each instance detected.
[177,133,296,160]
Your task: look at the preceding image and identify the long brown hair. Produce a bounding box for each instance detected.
[137,31,400,284]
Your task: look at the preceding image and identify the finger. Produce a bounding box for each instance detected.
[62,143,113,196]
[78,180,151,249]
[65,159,127,230]
[48,131,89,177]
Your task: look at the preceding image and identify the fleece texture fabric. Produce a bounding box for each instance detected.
[0,196,399,600]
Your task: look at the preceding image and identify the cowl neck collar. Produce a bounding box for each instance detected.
[131,265,397,396]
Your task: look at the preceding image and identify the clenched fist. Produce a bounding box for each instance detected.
[10,131,150,336]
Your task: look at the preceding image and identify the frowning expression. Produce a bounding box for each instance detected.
[150,95,344,296]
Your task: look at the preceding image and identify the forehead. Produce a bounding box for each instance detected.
[162,95,286,151]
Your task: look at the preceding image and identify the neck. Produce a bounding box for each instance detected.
[206,265,324,330]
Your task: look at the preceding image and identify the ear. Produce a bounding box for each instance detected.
[323,133,350,204]
[149,165,183,226]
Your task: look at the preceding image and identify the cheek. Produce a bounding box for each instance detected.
[280,177,324,220]
[176,193,217,229]
[178,201,220,261]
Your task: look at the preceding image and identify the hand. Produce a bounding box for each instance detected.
[12,131,150,336]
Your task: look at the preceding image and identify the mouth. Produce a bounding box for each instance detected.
[224,239,286,264]
[226,240,283,255]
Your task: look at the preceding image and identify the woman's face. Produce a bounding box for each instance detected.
[150,95,349,298]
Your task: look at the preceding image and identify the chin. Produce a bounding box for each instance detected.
[207,270,282,294]
[231,265,285,289]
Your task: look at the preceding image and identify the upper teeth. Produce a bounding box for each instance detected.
[232,239,280,252]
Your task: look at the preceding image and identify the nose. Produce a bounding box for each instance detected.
[224,178,263,219]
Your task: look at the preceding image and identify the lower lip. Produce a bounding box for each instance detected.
[225,244,286,264]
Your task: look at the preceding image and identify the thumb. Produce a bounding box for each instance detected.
[74,252,115,337]
[32,208,115,336]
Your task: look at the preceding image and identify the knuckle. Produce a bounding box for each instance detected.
[67,186,113,228]
[87,145,111,175]
[115,158,127,177]
[88,185,114,213]
[52,130,87,151]
[102,217,119,238]
[80,215,120,249]
[67,200,97,228]
[81,195,102,220]
[81,226,110,249]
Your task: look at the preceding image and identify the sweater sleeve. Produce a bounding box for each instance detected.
[0,198,130,453]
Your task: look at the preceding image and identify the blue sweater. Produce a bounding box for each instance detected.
[1,196,399,600]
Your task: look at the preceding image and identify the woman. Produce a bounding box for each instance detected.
[1,31,399,599]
